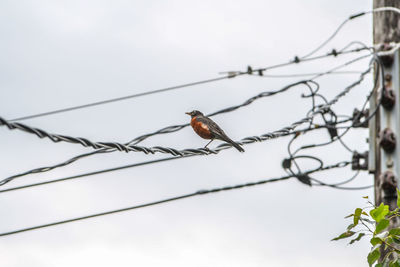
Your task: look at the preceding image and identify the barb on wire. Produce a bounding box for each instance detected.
[0,55,374,187]
[0,80,317,186]
[10,45,369,123]
[296,7,400,61]
[0,117,360,194]
[237,46,370,78]
[0,160,370,237]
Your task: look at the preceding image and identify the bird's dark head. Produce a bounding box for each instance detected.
[185,110,204,117]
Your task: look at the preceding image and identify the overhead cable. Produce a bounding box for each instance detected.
[0,160,368,237]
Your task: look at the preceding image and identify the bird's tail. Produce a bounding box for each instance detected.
[220,135,245,152]
[231,141,245,152]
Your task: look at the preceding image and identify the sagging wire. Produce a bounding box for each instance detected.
[298,7,400,60]
[10,46,368,123]
[0,54,374,187]
[253,42,373,79]
[0,118,358,194]
[281,53,385,188]
[0,160,367,238]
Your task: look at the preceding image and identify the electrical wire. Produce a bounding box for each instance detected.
[0,8,395,238]
[0,160,366,237]
[282,54,385,189]
[299,7,400,60]
[0,80,317,185]
[0,55,373,156]
[257,71,363,78]
[299,17,353,59]
[0,155,192,193]
[9,47,369,122]
[9,76,233,122]
[0,53,376,185]
[0,118,357,193]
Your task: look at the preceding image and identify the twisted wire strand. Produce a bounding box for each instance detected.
[2,53,373,155]
[2,50,373,186]
[0,80,318,185]
[0,63,373,187]
[0,117,357,193]
[0,160,364,237]
[0,80,316,155]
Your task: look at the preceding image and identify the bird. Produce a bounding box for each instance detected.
[185,110,245,152]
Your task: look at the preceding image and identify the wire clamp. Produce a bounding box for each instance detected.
[352,108,369,128]
[351,151,368,170]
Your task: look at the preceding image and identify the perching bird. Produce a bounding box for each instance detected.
[185,110,245,152]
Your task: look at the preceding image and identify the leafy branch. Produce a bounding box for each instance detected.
[332,190,400,267]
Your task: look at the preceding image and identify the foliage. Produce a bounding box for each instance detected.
[332,190,400,267]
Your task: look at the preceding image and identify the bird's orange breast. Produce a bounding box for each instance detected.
[191,117,213,139]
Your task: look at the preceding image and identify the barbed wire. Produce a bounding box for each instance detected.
[0,8,395,238]
[10,46,369,122]
[0,117,357,193]
[0,46,374,188]
[0,55,373,187]
[298,7,400,60]
[0,80,319,185]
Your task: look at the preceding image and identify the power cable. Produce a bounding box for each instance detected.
[0,55,372,156]
[0,160,367,237]
[10,47,369,122]
[0,155,192,193]
[299,7,400,60]
[0,56,370,185]
[0,117,355,193]
[257,70,363,78]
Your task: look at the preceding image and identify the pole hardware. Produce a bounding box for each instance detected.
[378,43,394,67]
[380,170,397,197]
[352,151,369,170]
[382,74,396,110]
[352,108,369,128]
[379,128,397,153]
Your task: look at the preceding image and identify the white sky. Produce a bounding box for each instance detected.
[0,0,377,266]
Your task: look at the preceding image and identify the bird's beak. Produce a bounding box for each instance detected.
[185,112,191,115]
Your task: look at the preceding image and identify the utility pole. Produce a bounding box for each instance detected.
[372,0,400,262]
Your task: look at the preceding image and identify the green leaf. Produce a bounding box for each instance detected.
[389,228,400,236]
[390,260,400,267]
[331,231,356,241]
[349,233,365,244]
[368,248,381,266]
[375,264,383,267]
[354,208,362,226]
[375,219,390,234]
[362,211,369,216]
[397,189,400,208]
[370,237,383,246]
[345,214,354,218]
[370,203,389,223]
[363,196,369,199]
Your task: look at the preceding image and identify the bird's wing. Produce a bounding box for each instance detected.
[196,116,226,137]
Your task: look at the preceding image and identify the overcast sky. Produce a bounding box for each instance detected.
[0,1,377,266]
